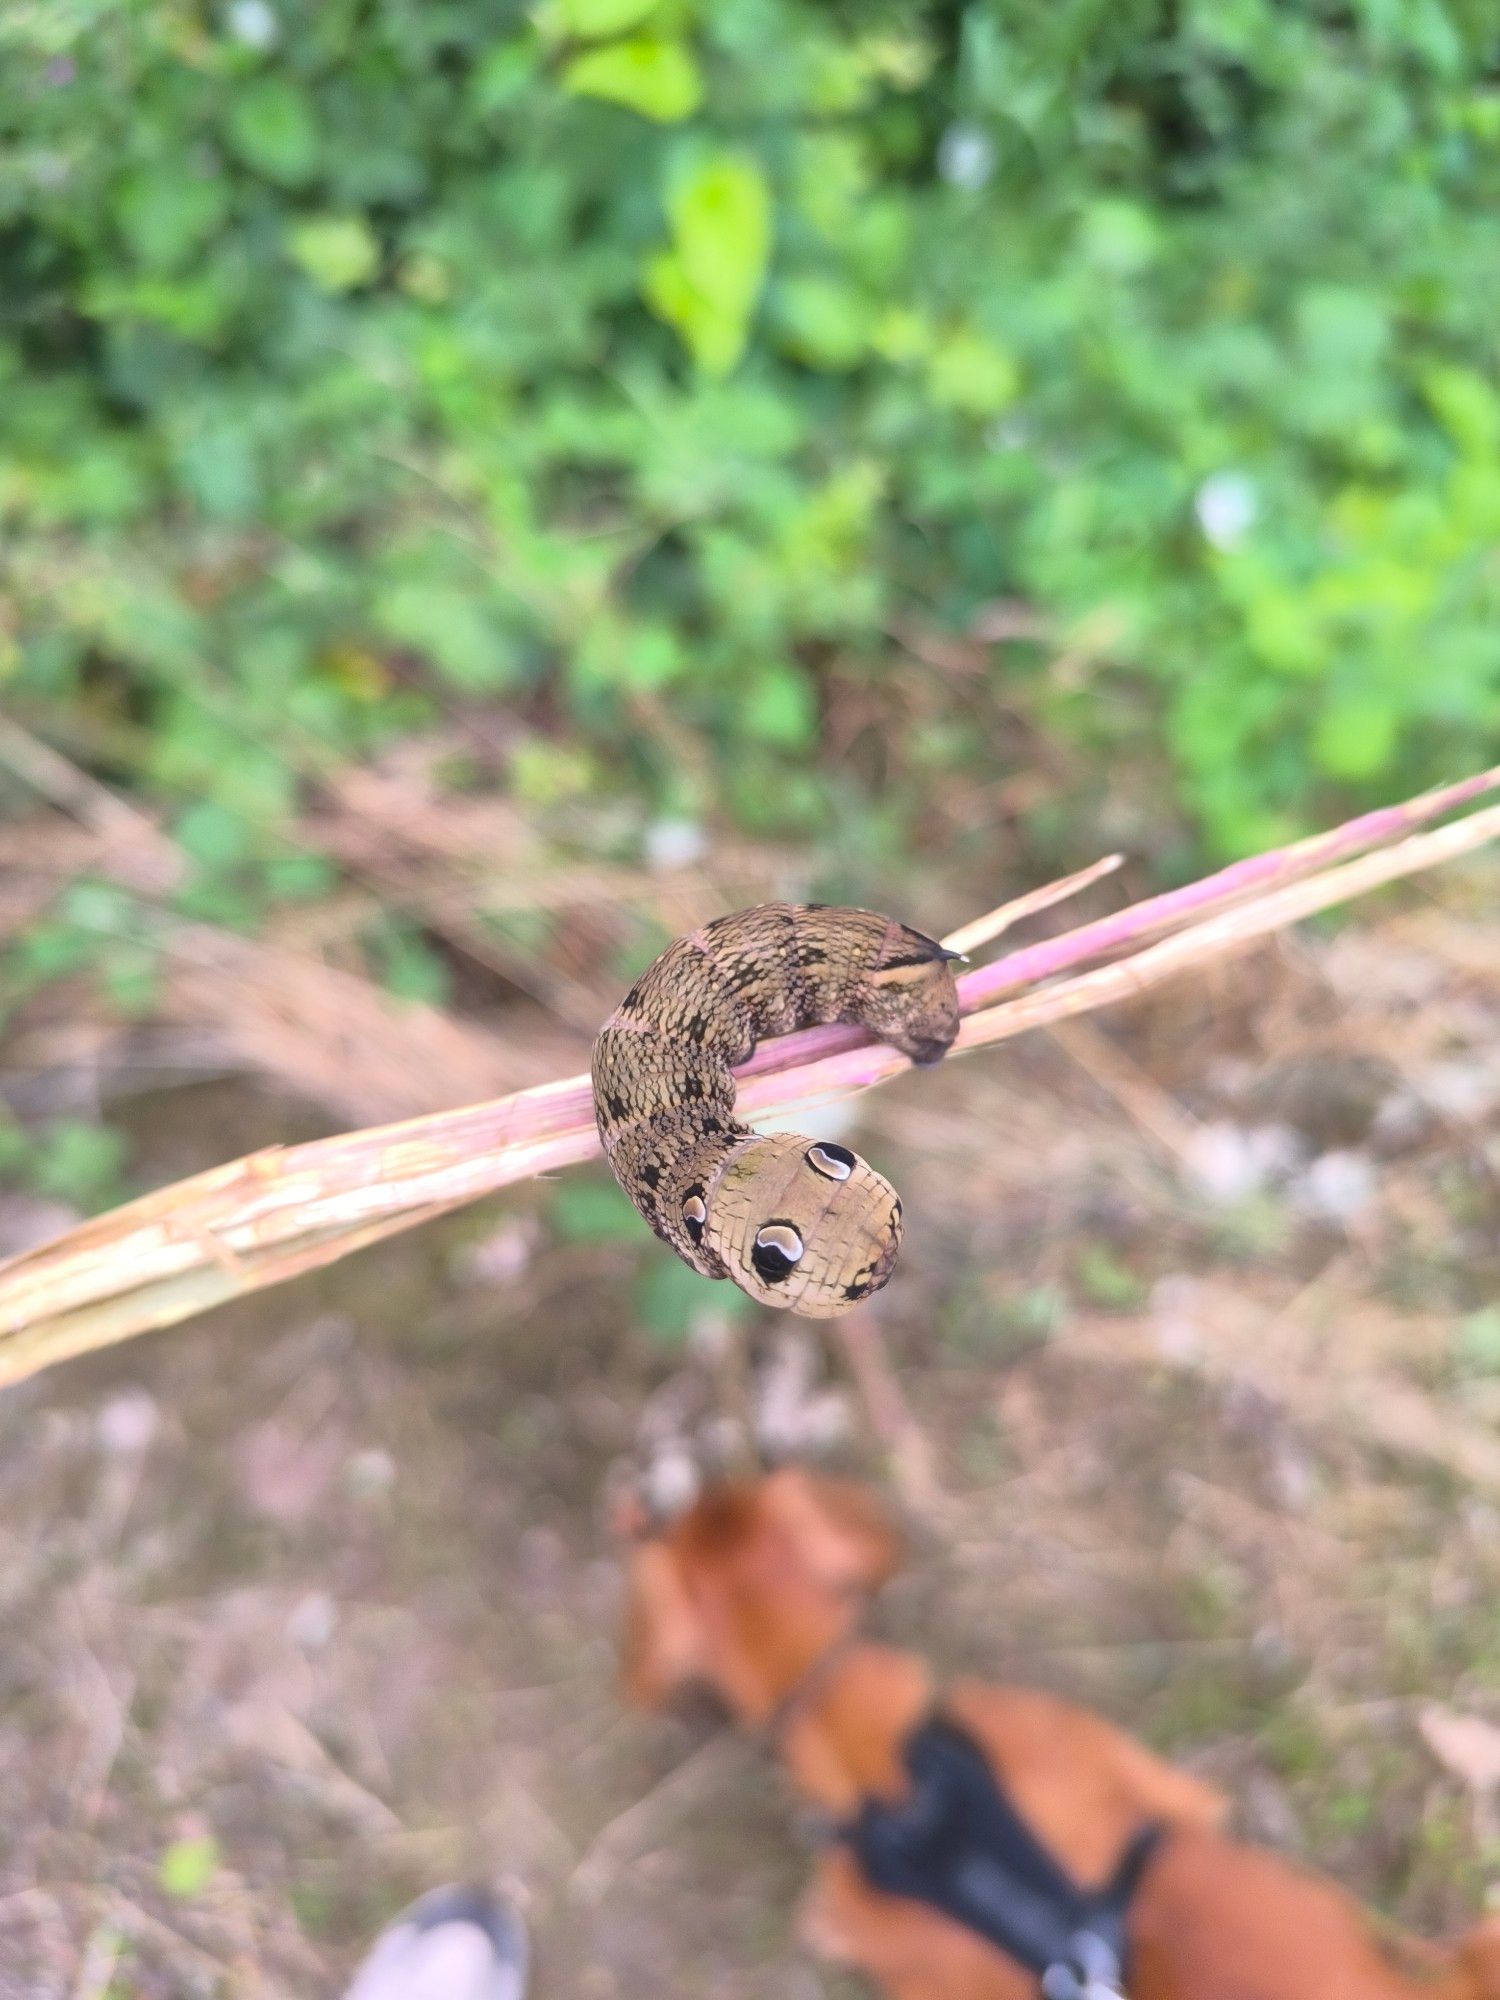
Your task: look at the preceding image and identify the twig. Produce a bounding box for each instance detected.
[742,797,1500,1118]
[833,1309,949,1519]
[1044,1018,1202,1166]
[568,1736,747,1903]
[939,854,1123,959]
[733,764,1500,1082]
[960,765,1500,1008]
[1,776,1497,1388]
[0,714,172,862]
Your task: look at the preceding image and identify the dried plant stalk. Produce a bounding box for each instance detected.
[2,770,1498,1390]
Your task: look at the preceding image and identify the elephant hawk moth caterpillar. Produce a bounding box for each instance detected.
[591,904,961,1317]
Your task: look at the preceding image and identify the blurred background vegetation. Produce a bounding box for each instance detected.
[6,10,1500,1992]
[3,0,1500,1193]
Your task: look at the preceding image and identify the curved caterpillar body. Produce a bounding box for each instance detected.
[591,904,961,1318]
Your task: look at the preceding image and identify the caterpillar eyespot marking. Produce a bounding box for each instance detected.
[751,1221,804,1284]
[590,903,960,1318]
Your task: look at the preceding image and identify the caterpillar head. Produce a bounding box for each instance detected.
[689,1134,903,1317]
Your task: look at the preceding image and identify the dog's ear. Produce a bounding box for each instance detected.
[621,1541,705,1708]
[759,1470,902,1596]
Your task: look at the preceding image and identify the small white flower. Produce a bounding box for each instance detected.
[1195,471,1258,549]
[1183,1120,1300,1204]
[288,1591,337,1650]
[345,1446,397,1498]
[460,1217,538,1286]
[227,0,279,49]
[96,1389,159,1456]
[643,817,706,871]
[1150,1274,1204,1361]
[1292,1149,1376,1224]
[937,123,996,192]
[1412,1056,1500,1120]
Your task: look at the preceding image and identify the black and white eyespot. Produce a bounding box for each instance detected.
[806,1141,855,1182]
[751,1221,804,1285]
[682,1188,708,1245]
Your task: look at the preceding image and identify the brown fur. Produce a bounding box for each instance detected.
[621,1471,1500,2000]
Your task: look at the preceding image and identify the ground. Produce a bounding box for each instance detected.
[3,877,1500,1998]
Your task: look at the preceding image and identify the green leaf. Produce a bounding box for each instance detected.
[1312,693,1399,779]
[774,276,872,371]
[116,170,228,271]
[102,947,160,1018]
[17,920,95,982]
[643,150,773,375]
[227,78,320,186]
[554,0,661,37]
[1074,1244,1145,1310]
[373,926,450,1007]
[60,880,135,936]
[1080,198,1161,274]
[372,581,515,691]
[634,1253,751,1345]
[288,215,380,292]
[0,1115,27,1179]
[1457,1309,1500,1376]
[174,420,260,521]
[551,1176,642,1243]
[562,36,701,122]
[38,440,146,525]
[574,615,685,691]
[174,800,257,870]
[741,663,815,746]
[34,1120,128,1210]
[158,1836,222,1901]
[472,41,541,112]
[1422,364,1500,459]
[509,739,598,803]
[926,330,1019,415]
[264,855,337,902]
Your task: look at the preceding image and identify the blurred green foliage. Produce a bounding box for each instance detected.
[2,0,1499,909]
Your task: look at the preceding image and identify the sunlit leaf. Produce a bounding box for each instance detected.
[287,214,380,291]
[562,36,701,122]
[554,0,660,38]
[116,170,227,271]
[1312,693,1399,780]
[773,275,872,371]
[158,1837,221,1900]
[227,77,319,184]
[643,150,772,375]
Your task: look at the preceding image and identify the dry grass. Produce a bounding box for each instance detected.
[3,862,1500,1998]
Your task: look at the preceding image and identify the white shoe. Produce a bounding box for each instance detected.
[343,1887,529,2000]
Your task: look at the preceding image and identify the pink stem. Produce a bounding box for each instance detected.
[734,766,1500,1078]
[959,765,1500,1009]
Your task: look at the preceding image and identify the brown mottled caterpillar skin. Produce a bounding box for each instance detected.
[591,904,961,1318]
